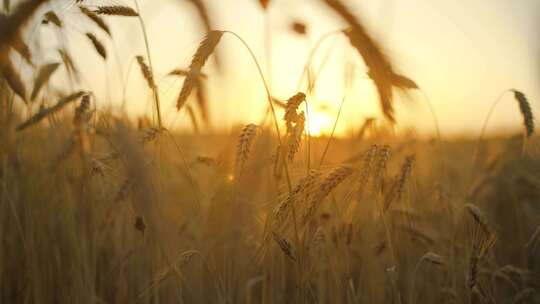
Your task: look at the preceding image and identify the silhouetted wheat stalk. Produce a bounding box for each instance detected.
[86,33,107,59]
[235,124,259,178]
[94,6,139,17]
[80,6,110,36]
[177,31,223,111]
[16,91,86,131]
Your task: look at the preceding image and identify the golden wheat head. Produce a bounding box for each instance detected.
[176,31,223,111]
[512,90,534,138]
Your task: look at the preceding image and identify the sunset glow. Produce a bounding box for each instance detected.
[307,111,334,137]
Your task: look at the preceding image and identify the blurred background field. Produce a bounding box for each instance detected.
[0,0,540,303]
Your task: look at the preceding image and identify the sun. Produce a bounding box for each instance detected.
[307,111,333,137]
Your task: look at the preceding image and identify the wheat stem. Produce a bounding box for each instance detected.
[223,31,291,191]
[133,0,162,127]
[319,95,346,168]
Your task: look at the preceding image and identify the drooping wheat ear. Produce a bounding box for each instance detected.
[465,203,492,236]
[43,11,62,27]
[177,30,223,111]
[79,6,110,36]
[273,170,322,224]
[136,55,156,89]
[94,6,139,16]
[373,145,391,191]
[86,33,107,59]
[272,232,296,261]
[235,124,259,177]
[322,0,417,123]
[16,91,86,131]
[303,166,354,224]
[383,155,415,211]
[512,90,534,138]
[31,62,60,100]
[356,144,378,200]
[287,112,305,161]
[283,92,306,129]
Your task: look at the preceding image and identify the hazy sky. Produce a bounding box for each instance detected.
[39,0,540,137]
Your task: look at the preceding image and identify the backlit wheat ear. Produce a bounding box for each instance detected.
[383,155,415,211]
[31,62,60,100]
[303,166,354,224]
[16,91,86,131]
[274,170,322,224]
[136,55,156,89]
[283,92,306,128]
[287,112,305,161]
[235,124,259,178]
[94,6,138,17]
[176,30,223,111]
[512,90,534,138]
[86,33,107,59]
[356,144,378,200]
[373,145,391,190]
[80,6,110,36]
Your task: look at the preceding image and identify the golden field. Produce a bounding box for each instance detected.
[0,0,539,303]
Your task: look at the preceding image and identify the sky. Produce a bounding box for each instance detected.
[35,0,540,137]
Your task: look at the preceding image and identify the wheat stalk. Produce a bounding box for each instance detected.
[273,170,322,224]
[283,92,306,130]
[86,33,107,59]
[302,166,354,224]
[465,203,492,236]
[272,232,296,261]
[512,90,534,138]
[31,62,60,100]
[80,6,110,36]
[16,91,86,131]
[356,144,378,200]
[94,6,138,16]
[235,124,259,178]
[177,30,223,111]
[322,0,417,123]
[136,55,156,89]
[383,155,415,211]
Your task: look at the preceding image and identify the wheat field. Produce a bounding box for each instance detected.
[0,0,539,303]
